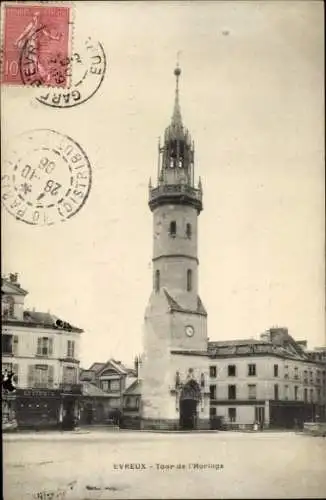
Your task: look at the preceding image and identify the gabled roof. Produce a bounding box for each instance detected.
[81,381,112,398]
[89,362,106,372]
[2,278,28,296]
[24,311,59,325]
[87,359,135,377]
[124,378,142,395]
[163,289,207,317]
[97,359,130,376]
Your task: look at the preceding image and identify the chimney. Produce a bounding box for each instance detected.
[297,340,307,350]
[9,273,18,283]
[134,356,139,378]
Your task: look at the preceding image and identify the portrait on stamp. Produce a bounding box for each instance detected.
[2,4,71,87]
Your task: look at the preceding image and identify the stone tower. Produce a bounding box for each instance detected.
[140,65,210,430]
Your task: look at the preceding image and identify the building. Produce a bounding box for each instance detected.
[140,65,210,430]
[208,328,326,429]
[2,273,83,430]
[122,378,142,429]
[79,358,138,423]
[79,381,113,426]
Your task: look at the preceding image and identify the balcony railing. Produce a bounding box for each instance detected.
[149,184,202,202]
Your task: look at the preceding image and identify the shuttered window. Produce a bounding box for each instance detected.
[36,337,53,356]
[67,340,75,358]
[13,336,19,355]
[27,364,55,388]
[2,334,18,355]
[63,366,77,384]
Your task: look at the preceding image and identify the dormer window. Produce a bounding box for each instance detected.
[169,221,177,237]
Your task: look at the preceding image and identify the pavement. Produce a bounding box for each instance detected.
[3,430,326,499]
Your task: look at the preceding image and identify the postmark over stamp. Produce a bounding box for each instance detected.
[36,36,107,108]
[1,3,71,87]
[2,129,92,225]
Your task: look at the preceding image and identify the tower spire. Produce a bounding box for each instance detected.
[171,60,182,127]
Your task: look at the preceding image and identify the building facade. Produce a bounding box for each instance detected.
[79,358,137,423]
[140,65,210,430]
[2,273,83,430]
[208,328,326,429]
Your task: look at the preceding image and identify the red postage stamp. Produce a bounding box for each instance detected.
[1,4,71,87]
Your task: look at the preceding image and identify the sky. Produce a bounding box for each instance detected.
[1,1,325,369]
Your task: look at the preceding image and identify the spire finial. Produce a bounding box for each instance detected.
[172,53,182,126]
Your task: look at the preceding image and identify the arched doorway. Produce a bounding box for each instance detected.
[179,379,201,430]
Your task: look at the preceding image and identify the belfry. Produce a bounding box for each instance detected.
[140,65,210,430]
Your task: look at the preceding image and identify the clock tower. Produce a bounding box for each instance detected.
[140,65,210,430]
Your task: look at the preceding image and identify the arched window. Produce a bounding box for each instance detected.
[169,221,176,237]
[186,223,192,239]
[187,269,192,291]
[155,270,160,292]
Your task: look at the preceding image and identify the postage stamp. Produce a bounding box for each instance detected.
[36,36,107,108]
[1,3,71,87]
[1,129,92,226]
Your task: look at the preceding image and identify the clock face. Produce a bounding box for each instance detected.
[185,325,194,337]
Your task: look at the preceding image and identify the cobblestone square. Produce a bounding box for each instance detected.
[3,430,326,499]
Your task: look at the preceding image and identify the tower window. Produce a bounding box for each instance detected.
[186,223,192,239]
[155,270,160,292]
[169,221,177,238]
[187,269,192,291]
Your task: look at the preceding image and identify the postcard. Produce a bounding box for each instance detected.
[1,1,325,499]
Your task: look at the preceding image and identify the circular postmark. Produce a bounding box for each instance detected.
[2,129,92,225]
[20,36,106,108]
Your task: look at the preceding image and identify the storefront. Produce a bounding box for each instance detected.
[59,384,82,429]
[13,385,82,430]
[2,390,17,430]
[269,400,317,429]
[79,381,112,425]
